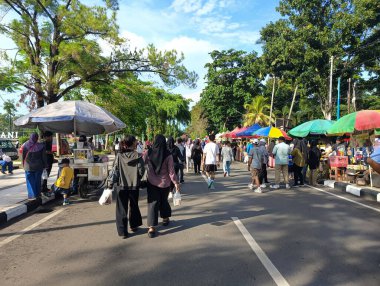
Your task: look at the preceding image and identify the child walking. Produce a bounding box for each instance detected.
[54,158,74,205]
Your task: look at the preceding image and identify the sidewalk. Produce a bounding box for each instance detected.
[0,165,59,225]
[0,155,115,226]
[322,179,380,202]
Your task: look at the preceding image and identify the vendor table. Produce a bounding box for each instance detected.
[329,167,346,181]
[328,156,348,181]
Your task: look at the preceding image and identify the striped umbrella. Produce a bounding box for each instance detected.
[327,110,380,135]
[253,126,291,140]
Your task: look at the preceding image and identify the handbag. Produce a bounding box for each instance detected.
[99,188,113,205]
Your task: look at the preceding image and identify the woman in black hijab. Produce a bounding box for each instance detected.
[191,139,203,174]
[143,134,180,238]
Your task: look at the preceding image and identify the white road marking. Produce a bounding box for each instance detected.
[307,185,380,214]
[0,208,65,248]
[231,217,290,286]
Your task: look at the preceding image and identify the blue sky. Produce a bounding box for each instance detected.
[112,0,281,103]
[0,0,281,112]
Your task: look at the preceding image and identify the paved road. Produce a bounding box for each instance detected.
[0,162,379,286]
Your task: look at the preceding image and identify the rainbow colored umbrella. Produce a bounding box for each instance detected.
[253,126,291,140]
[327,110,380,135]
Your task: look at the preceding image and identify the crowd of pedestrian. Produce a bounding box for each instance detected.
[17,129,380,240]
[242,136,326,193]
[107,132,256,238]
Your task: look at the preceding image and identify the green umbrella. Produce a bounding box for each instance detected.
[327,110,380,135]
[288,119,336,137]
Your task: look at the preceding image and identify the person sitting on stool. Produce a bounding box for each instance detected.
[0,149,13,174]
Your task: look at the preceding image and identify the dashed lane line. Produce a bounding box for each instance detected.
[0,208,65,248]
[232,217,290,286]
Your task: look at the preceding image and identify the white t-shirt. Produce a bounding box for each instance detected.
[185,144,192,157]
[203,142,219,165]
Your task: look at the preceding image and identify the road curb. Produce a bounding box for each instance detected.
[0,193,57,227]
[322,180,380,203]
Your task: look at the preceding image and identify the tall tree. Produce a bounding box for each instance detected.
[2,99,16,131]
[200,49,263,131]
[260,0,380,119]
[0,0,198,108]
[186,102,209,139]
[84,76,190,139]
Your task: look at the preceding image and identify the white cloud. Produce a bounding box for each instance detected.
[170,0,203,13]
[158,36,218,56]
[182,90,202,103]
[219,0,236,8]
[197,16,241,34]
[120,31,147,50]
[195,0,217,16]
[217,31,261,44]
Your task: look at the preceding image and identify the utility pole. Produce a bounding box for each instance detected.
[352,81,357,112]
[287,85,298,128]
[337,77,341,120]
[269,76,276,127]
[347,78,351,113]
[328,56,334,120]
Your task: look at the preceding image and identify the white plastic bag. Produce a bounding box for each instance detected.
[168,191,173,199]
[173,192,181,206]
[99,188,113,205]
[42,169,48,180]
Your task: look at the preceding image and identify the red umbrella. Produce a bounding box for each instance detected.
[225,126,248,138]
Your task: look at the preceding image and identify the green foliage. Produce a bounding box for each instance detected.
[243,95,272,126]
[260,0,380,119]
[0,0,197,109]
[186,102,209,139]
[200,49,264,132]
[85,76,190,140]
[19,136,29,144]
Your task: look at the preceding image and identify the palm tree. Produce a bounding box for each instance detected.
[243,95,272,126]
[3,100,16,131]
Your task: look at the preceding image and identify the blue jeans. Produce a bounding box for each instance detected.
[25,170,43,199]
[0,160,13,173]
[223,161,231,175]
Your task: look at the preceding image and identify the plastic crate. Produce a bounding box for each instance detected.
[329,156,348,168]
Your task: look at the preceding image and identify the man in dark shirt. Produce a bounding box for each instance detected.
[308,141,321,186]
[42,131,54,193]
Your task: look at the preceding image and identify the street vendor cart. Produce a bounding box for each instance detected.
[14,100,126,197]
[71,148,110,197]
